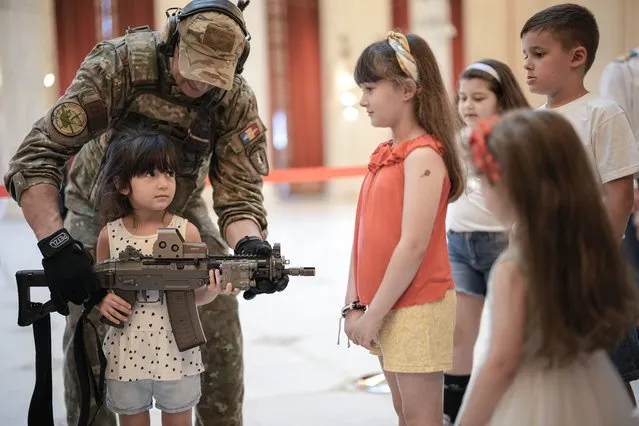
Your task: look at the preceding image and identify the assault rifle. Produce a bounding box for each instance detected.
[17,228,315,351]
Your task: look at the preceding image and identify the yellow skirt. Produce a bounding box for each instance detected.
[370,290,456,373]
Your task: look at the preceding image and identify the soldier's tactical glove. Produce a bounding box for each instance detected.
[37,228,102,313]
[234,236,290,300]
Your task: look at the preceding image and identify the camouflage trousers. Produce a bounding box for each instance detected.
[62,210,244,425]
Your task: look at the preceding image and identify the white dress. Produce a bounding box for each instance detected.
[102,216,204,382]
[470,247,637,426]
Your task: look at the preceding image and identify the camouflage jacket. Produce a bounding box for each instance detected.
[3,27,269,248]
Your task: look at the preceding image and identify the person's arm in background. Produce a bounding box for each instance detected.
[600,60,632,117]
[593,111,639,240]
[599,57,639,240]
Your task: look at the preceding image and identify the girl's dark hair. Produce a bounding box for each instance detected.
[479,109,639,365]
[457,59,530,111]
[353,32,465,201]
[96,128,178,226]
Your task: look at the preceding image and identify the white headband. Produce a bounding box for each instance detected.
[464,62,501,83]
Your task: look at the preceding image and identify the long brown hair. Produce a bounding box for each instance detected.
[95,128,179,227]
[457,59,530,111]
[353,32,464,201]
[478,109,639,364]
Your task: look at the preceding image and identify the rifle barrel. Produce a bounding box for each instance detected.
[284,267,315,276]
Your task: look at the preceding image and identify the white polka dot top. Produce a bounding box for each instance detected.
[102,216,204,382]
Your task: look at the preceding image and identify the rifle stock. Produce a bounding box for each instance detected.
[16,270,57,327]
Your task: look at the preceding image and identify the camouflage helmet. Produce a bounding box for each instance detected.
[177,11,246,90]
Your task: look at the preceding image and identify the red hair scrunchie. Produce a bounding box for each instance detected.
[469,116,501,184]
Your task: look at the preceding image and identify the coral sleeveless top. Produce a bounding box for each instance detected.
[353,135,454,309]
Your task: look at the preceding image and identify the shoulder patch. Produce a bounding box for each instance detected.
[51,102,87,137]
[239,122,263,145]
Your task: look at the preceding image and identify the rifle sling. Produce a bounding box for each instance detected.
[73,309,107,426]
[28,314,54,426]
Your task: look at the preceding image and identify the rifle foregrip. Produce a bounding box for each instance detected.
[166,290,206,352]
[100,289,137,329]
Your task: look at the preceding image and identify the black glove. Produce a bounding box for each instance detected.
[234,236,290,300]
[38,228,102,313]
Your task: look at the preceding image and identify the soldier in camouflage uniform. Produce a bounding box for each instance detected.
[3,3,287,425]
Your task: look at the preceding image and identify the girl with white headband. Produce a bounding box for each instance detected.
[443,59,530,425]
[340,30,464,425]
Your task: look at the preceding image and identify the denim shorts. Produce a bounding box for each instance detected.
[609,217,639,382]
[447,230,508,297]
[106,374,202,415]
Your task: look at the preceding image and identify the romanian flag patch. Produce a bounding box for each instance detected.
[239,123,262,145]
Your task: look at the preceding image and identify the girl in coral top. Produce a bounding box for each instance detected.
[341,31,464,425]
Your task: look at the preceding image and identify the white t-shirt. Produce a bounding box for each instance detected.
[447,128,505,232]
[599,49,639,143]
[538,93,639,184]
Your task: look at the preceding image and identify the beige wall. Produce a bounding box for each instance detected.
[0,0,58,218]
[321,0,458,201]
[320,0,393,201]
[0,0,58,182]
[410,0,456,93]
[463,0,639,107]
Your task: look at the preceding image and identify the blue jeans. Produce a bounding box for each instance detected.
[447,230,509,297]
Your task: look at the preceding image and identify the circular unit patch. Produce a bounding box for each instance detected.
[51,102,87,137]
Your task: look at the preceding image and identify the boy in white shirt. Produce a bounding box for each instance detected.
[520,2,639,402]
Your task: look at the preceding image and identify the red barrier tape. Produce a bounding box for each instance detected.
[262,166,368,183]
[0,166,368,199]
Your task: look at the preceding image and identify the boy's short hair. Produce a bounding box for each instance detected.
[520,3,599,73]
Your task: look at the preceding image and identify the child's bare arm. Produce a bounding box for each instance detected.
[344,243,358,304]
[365,147,446,319]
[184,222,238,304]
[196,269,238,306]
[456,260,527,426]
[96,227,132,322]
